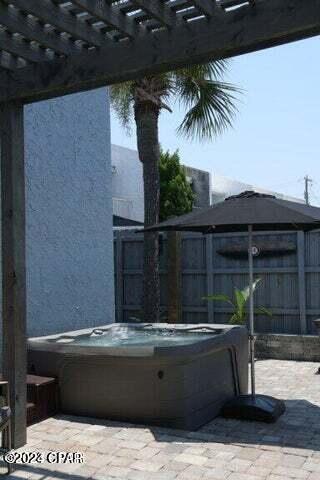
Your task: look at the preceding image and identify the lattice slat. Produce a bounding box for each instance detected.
[0,4,82,56]
[6,0,107,47]
[71,0,141,38]
[131,1,177,28]
[0,49,26,69]
[0,29,52,63]
[0,0,221,67]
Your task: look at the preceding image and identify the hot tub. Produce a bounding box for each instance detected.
[28,323,248,430]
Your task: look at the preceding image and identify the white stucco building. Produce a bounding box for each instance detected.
[112,144,144,224]
[111,145,212,225]
[111,145,304,226]
[211,173,304,204]
[21,88,114,337]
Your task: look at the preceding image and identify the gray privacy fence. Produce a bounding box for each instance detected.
[114,230,320,334]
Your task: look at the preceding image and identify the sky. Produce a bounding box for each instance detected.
[110,36,320,205]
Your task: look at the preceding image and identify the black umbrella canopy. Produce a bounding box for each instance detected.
[143,191,320,234]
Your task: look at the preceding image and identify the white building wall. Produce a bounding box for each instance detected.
[212,173,304,204]
[111,145,144,223]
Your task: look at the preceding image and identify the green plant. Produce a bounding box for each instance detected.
[159,149,194,222]
[203,279,272,325]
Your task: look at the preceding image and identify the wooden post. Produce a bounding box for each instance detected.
[115,232,124,323]
[297,231,307,334]
[206,235,214,324]
[167,231,182,324]
[0,102,27,448]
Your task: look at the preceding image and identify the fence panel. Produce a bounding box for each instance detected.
[114,230,320,334]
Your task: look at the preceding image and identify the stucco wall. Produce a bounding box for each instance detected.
[24,88,114,337]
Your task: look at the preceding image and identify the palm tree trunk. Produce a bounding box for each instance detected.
[135,104,160,322]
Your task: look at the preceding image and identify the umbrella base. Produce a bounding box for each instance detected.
[221,394,286,423]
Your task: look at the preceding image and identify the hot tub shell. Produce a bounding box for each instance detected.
[28,323,248,430]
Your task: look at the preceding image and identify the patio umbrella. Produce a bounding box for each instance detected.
[143,191,320,422]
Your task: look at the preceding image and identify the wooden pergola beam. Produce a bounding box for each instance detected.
[0,102,26,449]
[5,0,106,47]
[0,0,319,104]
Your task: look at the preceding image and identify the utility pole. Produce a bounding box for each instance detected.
[304,175,313,205]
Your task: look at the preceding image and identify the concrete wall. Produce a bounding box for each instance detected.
[24,88,114,337]
[256,334,320,362]
[111,145,144,223]
[184,166,211,208]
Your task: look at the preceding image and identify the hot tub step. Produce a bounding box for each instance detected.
[27,375,59,426]
[27,402,37,426]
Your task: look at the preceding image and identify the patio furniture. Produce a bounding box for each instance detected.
[0,381,12,475]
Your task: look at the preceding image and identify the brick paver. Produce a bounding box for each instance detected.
[10,360,320,479]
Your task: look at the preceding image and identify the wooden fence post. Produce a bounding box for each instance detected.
[0,102,27,448]
[167,231,182,323]
[206,235,214,323]
[297,231,307,334]
[115,233,124,323]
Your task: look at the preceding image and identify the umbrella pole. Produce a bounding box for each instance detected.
[248,224,255,397]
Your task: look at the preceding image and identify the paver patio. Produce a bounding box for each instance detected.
[9,360,320,480]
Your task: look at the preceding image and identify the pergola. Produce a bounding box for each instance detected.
[0,0,319,448]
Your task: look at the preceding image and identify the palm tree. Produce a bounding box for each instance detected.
[111,62,238,322]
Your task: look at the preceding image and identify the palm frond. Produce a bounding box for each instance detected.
[203,294,234,306]
[174,60,229,83]
[241,278,261,302]
[110,81,134,133]
[177,80,239,141]
[255,306,272,317]
[173,61,240,141]
[234,288,247,319]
